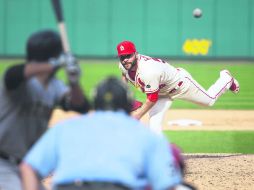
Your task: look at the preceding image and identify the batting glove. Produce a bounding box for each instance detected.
[65,55,81,85]
[64,53,77,67]
[49,53,81,84]
[49,53,67,69]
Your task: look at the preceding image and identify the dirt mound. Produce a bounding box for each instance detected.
[139,109,254,131]
[184,154,254,190]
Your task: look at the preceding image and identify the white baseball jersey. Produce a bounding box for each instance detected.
[119,54,233,105]
[119,54,184,96]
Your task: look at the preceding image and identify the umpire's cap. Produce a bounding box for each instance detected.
[93,76,133,113]
[26,29,63,62]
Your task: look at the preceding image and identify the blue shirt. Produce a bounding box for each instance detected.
[24,111,182,190]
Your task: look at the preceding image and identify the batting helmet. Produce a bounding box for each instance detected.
[93,76,133,113]
[116,41,136,56]
[26,30,63,62]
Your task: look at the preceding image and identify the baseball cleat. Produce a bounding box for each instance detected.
[229,78,240,94]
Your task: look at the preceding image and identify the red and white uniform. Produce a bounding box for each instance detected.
[119,54,234,134]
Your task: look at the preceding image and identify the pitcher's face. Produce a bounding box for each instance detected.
[119,53,136,70]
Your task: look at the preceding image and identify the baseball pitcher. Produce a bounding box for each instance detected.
[116,41,239,135]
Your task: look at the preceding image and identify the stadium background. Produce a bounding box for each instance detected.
[0,0,254,189]
[0,0,254,59]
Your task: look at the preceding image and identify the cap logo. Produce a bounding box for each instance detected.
[120,45,125,51]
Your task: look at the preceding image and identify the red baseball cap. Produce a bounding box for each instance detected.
[116,41,136,56]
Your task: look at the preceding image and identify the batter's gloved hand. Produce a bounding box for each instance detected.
[65,55,81,85]
[49,52,77,68]
[49,53,68,69]
[49,53,81,84]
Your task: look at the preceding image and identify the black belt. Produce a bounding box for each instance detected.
[57,181,130,190]
[0,151,21,165]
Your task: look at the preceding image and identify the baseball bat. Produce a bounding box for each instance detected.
[51,0,70,53]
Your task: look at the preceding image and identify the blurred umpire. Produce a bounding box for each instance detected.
[0,29,90,190]
[19,76,182,190]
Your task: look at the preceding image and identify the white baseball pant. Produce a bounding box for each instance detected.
[148,68,233,134]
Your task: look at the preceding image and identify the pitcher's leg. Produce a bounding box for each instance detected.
[179,70,237,106]
[175,68,216,106]
[177,77,216,106]
[207,70,233,100]
[149,98,172,135]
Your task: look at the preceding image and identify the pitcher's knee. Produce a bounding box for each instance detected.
[208,99,215,106]
[198,99,215,107]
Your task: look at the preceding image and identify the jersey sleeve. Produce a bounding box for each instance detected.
[147,92,159,102]
[142,69,161,94]
[138,55,165,94]
[52,78,70,103]
[3,64,26,91]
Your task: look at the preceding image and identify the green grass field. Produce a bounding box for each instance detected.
[75,60,253,110]
[80,60,254,110]
[1,59,254,110]
[164,131,254,154]
[1,59,254,153]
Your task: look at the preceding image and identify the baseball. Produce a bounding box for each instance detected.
[193,8,202,18]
